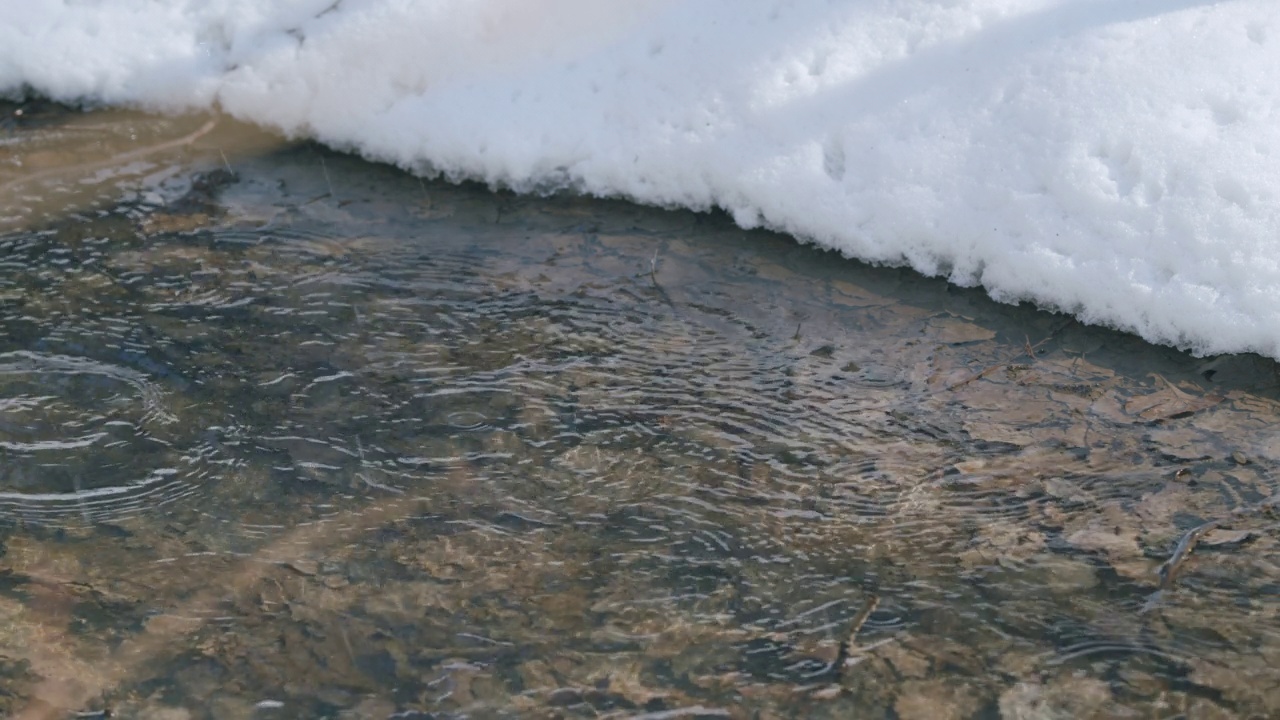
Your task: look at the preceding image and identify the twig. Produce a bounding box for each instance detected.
[833,593,879,679]
[0,118,218,196]
[319,154,335,198]
[1156,520,1218,591]
[1141,519,1219,614]
[354,436,403,494]
[947,320,1071,391]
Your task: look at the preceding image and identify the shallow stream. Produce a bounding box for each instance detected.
[1,104,1279,719]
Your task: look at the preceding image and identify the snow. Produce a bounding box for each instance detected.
[2,0,1278,357]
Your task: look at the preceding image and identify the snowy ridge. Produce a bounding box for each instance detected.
[3,0,1279,357]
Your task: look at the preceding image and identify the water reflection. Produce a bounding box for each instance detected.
[1,106,1279,718]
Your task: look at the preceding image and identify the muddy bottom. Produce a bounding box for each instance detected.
[1,103,1279,719]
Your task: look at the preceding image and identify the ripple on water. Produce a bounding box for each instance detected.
[0,350,212,524]
[2,134,1278,716]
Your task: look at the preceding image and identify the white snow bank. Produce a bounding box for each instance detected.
[3,0,1279,357]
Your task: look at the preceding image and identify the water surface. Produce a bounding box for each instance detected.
[1,105,1279,719]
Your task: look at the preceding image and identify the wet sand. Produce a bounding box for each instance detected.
[1,102,1280,718]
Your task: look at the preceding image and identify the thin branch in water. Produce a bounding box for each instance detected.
[319,154,335,198]
[0,118,218,196]
[1157,520,1219,590]
[833,593,880,680]
[947,319,1073,391]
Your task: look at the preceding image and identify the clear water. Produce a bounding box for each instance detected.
[1,104,1279,719]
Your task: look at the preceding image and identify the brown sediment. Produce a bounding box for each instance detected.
[13,489,427,719]
[3,102,1280,718]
